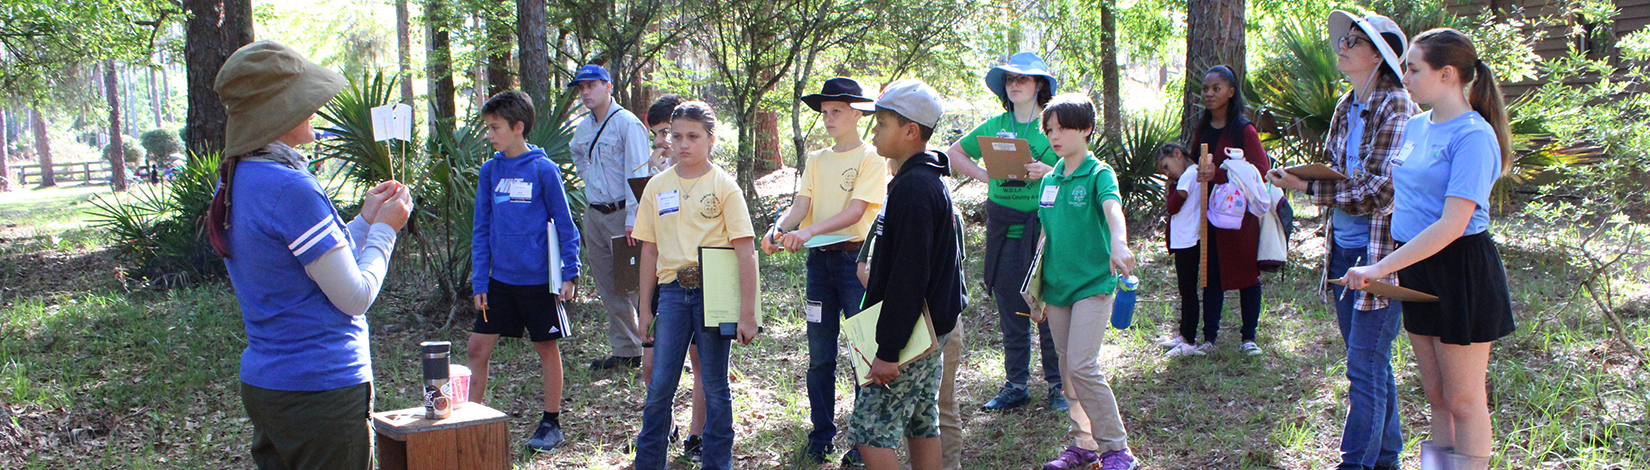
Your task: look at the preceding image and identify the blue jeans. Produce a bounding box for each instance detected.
[992,235,1061,388]
[635,283,734,470]
[1328,241,1404,470]
[804,249,866,450]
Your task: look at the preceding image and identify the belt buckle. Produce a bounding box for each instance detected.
[677,266,703,289]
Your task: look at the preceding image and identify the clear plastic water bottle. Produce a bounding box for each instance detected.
[1111,275,1139,329]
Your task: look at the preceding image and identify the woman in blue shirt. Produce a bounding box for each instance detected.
[1343,29,1516,470]
[209,41,413,470]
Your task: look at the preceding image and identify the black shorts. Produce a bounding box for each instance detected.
[1398,231,1516,345]
[474,278,571,342]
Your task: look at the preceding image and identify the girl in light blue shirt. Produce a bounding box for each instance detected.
[1343,28,1516,470]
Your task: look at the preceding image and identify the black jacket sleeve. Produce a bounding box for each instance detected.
[870,185,937,363]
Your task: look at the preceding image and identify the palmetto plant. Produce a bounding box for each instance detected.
[1250,16,1345,166]
[1092,110,1178,221]
[88,152,224,284]
[314,72,424,194]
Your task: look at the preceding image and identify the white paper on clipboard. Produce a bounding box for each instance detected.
[547,221,562,288]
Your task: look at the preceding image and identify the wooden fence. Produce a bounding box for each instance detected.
[12,161,115,185]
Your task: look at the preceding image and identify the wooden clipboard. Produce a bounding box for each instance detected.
[977,136,1035,181]
[1284,164,1348,181]
[1329,278,1440,302]
[612,236,641,293]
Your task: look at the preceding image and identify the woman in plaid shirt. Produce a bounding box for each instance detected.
[1268,11,1417,470]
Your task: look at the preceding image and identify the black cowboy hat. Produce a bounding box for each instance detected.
[800,77,875,113]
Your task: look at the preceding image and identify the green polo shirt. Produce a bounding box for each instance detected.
[1035,153,1122,307]
[959,111,1058,238]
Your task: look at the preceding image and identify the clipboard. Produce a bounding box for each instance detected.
[547,221,562,289]
[698,246,764,336]
[1284,164,1348,181]
[1329,278,1440,302]
[842,302,938,386]
[627,176,653,200]
[1019,234,1047,316]
[612,236,641,293]
[977,136,1035,181]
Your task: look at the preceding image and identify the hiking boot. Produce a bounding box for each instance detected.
[1041,445,1099,470]
[526,420,564,452]
[982,383,1031,411]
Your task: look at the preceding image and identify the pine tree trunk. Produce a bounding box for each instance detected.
[397,0,414,104]
[516,0,550,112]
[427,0,457,135]
[487,0,514,98]
[106,60,128,192]
[1181,0,1246,139]
[1100,1,1122,138]
[0,108,10,192]
[149,65,163,128]
[184,0,255,158]
[32,107,55,188]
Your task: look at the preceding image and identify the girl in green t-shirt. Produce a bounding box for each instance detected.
[1028,93,1139,470]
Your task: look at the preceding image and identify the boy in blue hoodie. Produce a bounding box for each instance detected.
[468,90,583,453]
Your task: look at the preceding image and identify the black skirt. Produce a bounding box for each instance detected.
[1398,231,1516,345]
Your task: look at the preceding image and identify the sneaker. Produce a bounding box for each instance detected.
[840,446,864,467]
[589,355,641,370]
[1099,448,1139,470]
[1165,343,1200,357]
[804,443,833,464]
[982,383,1031,411]
[1041,445,1099,470]
[1193,342,1217,355]
[1047,384,1068,411]
[1240,341,1262,356]
[1157,336,1187,349]
[526,420,564,452]
[679,434,703,463]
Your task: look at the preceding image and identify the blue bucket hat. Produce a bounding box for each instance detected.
[566,64,611,87]
[984,52,1059,111]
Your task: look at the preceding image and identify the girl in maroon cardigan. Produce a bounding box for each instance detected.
[1189,65,1271,356]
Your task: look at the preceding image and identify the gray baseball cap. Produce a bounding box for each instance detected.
[849,79,944,128]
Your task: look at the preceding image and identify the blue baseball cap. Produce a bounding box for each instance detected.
[566,64,611,87]
[984,52,1059,111]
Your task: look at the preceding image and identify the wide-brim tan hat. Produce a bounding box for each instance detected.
[1328,10,1407,80]
[214,40,346,157]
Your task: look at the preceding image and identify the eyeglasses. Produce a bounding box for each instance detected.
[1338,34,1370,51]
[1004,74,1038,85]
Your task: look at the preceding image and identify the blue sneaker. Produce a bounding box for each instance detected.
[526,420,563,452]
[1048,384,1068,411]
[982,383,1031,411]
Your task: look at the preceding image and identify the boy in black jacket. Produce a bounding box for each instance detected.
[845,79,966,470]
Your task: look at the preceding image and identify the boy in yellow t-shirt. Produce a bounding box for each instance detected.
[761,77,887,463]
[631,101,758,470]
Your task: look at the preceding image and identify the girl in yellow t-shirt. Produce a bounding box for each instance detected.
[630,101,758,470]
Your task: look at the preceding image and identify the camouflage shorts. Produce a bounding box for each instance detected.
[846,333,950,449]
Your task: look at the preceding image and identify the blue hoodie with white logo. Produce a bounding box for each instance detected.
[471,146,582,293]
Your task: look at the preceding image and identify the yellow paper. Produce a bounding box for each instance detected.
[699,247,764,330]
[842,302,936,386]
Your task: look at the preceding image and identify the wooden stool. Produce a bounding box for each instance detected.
[372,403,510,470]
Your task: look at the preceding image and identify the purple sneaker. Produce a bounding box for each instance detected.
[1099,448,1139,470]
[1042,446,1099,470]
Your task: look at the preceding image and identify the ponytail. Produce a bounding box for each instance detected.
[1469,60,1514,174]
[1412,28,1515,174]
[206,155,241,258]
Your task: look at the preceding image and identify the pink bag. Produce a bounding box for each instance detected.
[1207,182,1247,229]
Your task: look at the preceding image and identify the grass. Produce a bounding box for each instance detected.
[1,185,1647,469]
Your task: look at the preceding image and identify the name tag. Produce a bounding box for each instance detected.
[508,181,533,202]
[1395,141,1416,165]
[996,130,1017,139]
[1039,185,1059,208]
[805,300,823,323]
[658,190,681,215]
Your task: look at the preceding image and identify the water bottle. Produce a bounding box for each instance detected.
[421,341,453,420]
[1111,275,1139,329]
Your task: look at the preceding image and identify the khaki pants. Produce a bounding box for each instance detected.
[583,207,642,357]
[1045,294,1129,452]
[938,324,963,470]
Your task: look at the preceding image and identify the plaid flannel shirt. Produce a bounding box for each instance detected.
[1308,86,1419,311]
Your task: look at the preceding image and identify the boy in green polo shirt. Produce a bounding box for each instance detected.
[943,52,1064,410]
[1028,93,1139,470]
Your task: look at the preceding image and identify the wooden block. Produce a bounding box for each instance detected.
[373,403,510,470]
